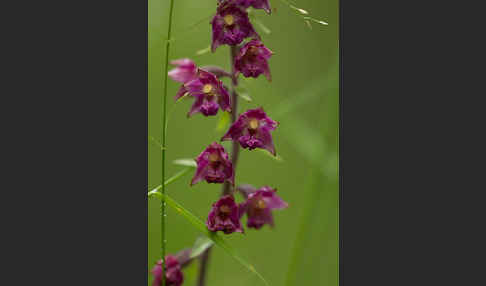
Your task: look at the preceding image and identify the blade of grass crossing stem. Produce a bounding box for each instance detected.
[148,167,192,195]
[190,237,214,259]
[173,158,197,168]
[149,192,270,286]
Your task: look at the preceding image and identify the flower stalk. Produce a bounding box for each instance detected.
[196,44,240,286]
[161,0,175,284]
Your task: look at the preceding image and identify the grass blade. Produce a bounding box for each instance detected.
[215,111,231,132]
[190,236,214,259]
[148,192,270,286]
[149,136,166,150]
[257,148,284,162]
[173,158,197,168]
[148,167,192,195]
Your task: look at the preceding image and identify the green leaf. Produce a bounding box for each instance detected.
[236,86,252,102]
[277,0,328,28]
[305,19,313,30]
[173,159,197,168]
[290,5,309,15]
[149,136,165,150]
[148,167,193,195]
[190,236,214,259]
[175,92,189,103]
[149,192,270,286]
[303,16,328,26]
[196,45,211,56]
[239,92,253,102]
[254,18,271,35]
[257,148,284,162]
[216,111,231,132]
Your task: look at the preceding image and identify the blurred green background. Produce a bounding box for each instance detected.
[149,0,338,285]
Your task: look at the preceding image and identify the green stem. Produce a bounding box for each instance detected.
[161,0,175,285]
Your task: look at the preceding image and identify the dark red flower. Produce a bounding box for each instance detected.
[238,185,288,229]
[182,69,231,117]
[151,255,183,286]
[221,107,278,155]
[191,142,234,186]
[211,3,259,52]
[234,39,273,81]
[168,58,198,84]
[219,0,272,14]
[207,195,244,234]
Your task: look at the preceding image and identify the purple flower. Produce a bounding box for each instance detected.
[219,0,272,14]
[207,195,244,234]
[151,255,184,286]
[168,59,231,117]
[234,39,273,81]
[168,58,198,84]
[221,107,279,155]
[182,69,232,117]
[191,142,234,186]
[238,185,288,229]
[211,3,259,52]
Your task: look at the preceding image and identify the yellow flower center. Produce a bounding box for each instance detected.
[223,14,234,26]
[209,152,219,162]
[256,199,266,209]
[248,118,259,130]
[220,205,231,214]
[203,84,213,94]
